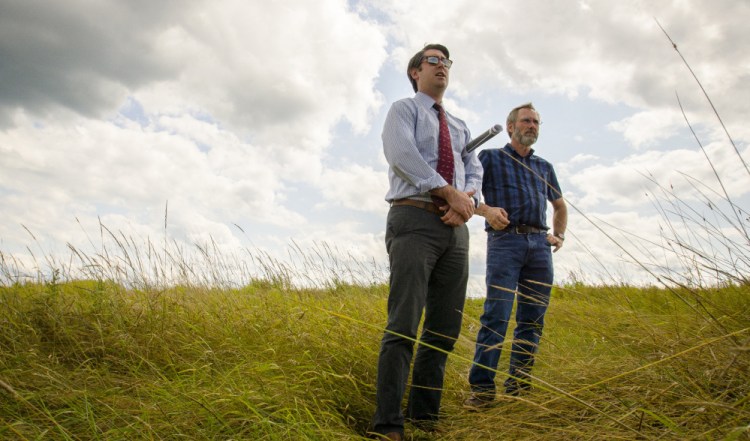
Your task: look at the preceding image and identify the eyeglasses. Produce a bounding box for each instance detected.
[421,55,453,69]
[518,118,541,126]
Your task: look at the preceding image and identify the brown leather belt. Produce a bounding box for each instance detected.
[503,225,546,234]
[391,198,445,215]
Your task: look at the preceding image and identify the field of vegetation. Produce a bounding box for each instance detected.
[0,267,748,440]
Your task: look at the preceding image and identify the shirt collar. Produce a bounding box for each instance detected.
[504,143,535,158]
[415,91,440,109]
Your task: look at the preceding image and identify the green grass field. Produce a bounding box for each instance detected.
[1,277,747,440]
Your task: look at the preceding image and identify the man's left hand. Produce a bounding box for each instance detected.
[440,208,468,227]
[547,234,564,253]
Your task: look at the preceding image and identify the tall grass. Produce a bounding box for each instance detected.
[1,253,747,440]
[0,275,388,440]
[455,283,749,440]
[1,220,388,292]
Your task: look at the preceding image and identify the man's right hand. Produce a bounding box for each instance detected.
[446,188,476,221]
[477,204,510,230]
[431,186,478,227]
[432,186,475,221]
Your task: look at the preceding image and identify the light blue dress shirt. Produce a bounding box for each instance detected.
[383,92,483,204]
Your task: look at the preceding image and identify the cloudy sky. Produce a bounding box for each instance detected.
[1,0,748,294]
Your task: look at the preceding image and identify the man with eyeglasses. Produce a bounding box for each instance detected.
[370,43,482,441]
[465,102,568,408]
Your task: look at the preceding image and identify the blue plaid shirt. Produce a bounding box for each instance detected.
[478,144,562,231]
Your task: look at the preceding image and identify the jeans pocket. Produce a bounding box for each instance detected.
[488,231,509,245]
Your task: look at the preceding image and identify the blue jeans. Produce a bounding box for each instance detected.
[372,205,469,435]
[468,230,553,394]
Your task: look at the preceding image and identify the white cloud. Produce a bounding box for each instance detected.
[137,0,387,145]
[608,109,685,150]
[568,141,750,211]
[380,0,750,125]
[319,164,389,213]
[566,154,600,166]
[0,0,388,252]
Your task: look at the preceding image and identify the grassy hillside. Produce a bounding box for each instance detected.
[1,278,747,440]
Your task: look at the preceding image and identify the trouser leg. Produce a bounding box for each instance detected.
[505,234,553,392]
[407,223,469,422]
[372,206,449,434]
[469,232,524,394]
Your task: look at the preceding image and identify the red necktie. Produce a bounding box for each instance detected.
[432,103,453,207]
